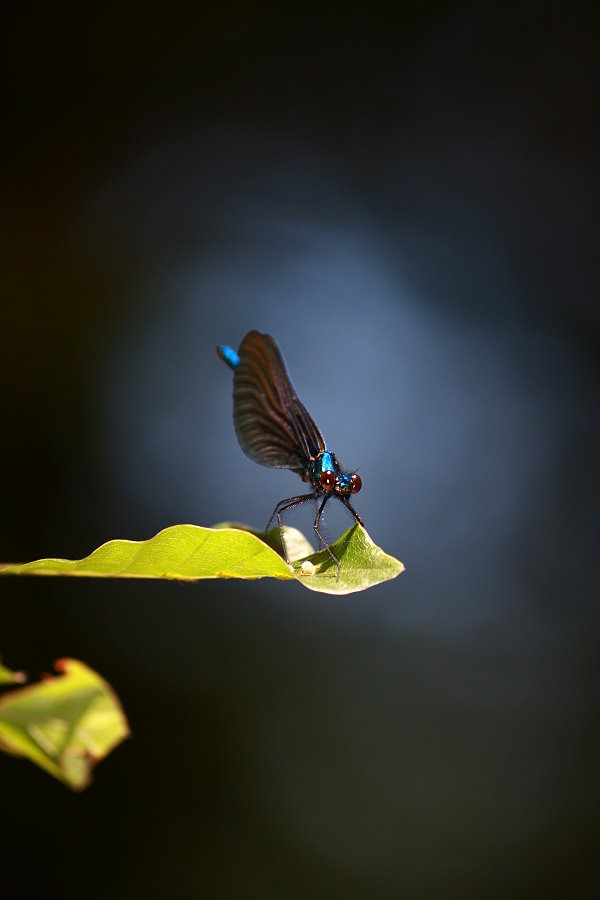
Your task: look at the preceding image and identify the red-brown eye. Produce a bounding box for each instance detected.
[320,470,336,491]
[350,474,362,494]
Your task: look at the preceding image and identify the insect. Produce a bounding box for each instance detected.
[217,330,363,577]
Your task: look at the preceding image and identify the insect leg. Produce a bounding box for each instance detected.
[265,493,315,564]
[314,496,341,579]
[341,497,364,527]
[314,496,325,548]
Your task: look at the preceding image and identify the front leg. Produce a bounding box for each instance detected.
[314,496,341,579]
[265,493,315,564]
[314,496,325,548]
[342,497,364,527]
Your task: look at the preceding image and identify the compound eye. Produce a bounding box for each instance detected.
[320,470,336,491]
[350,474,362,494]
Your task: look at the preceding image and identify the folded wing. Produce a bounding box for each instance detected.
[232,331,326,471]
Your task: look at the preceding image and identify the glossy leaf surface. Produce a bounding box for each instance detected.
[0,524,404,595]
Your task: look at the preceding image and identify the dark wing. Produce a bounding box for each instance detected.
[232,331,325,471]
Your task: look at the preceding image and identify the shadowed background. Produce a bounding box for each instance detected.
[1,4,599,898]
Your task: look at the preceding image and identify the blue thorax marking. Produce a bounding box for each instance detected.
[217,345,241,370]
[320,451,335,473]
[308,450,341,485]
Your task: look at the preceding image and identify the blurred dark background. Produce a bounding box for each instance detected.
[2,4,599,897]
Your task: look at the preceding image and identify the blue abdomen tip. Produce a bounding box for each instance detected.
[217,345,241,370]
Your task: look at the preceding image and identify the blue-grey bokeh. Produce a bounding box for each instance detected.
[1,5,599,898]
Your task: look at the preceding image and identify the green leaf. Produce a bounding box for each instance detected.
[291,524,405,594]
[0,523,404,595]
[0,658,129,790]
[212,522,316,563]
[0,659,26,685]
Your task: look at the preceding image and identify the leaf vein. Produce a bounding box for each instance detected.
[163,533,211,576]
